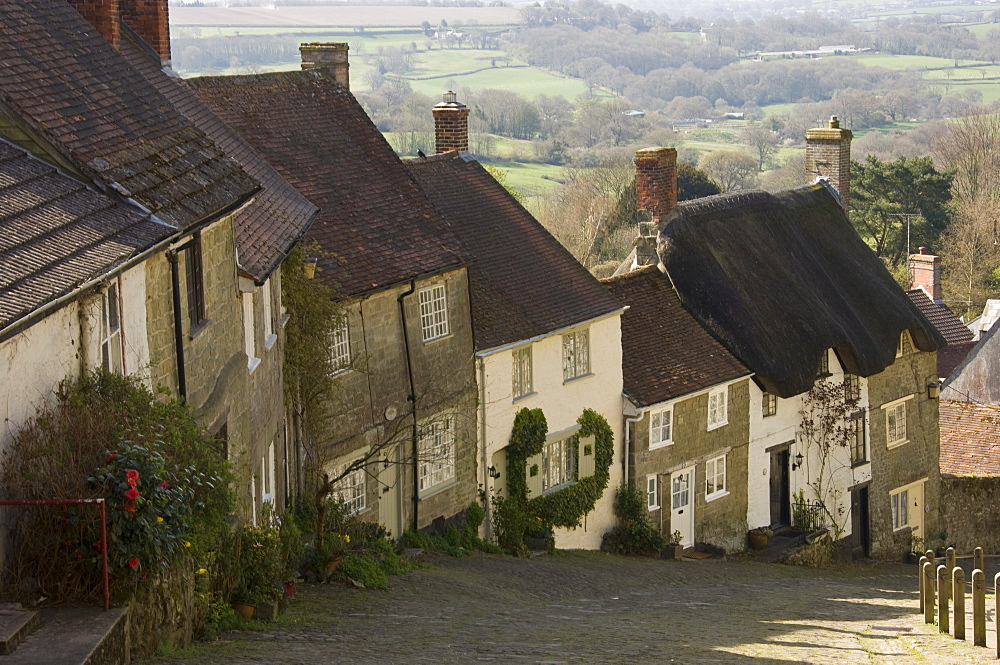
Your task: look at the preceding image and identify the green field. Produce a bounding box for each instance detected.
[485,160,566,197]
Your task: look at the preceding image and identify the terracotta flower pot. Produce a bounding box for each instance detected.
[282,581,296,599]
[748,530,769,550]
[232,601,256,620]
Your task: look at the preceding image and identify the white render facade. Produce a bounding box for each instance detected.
[478,310,624,550]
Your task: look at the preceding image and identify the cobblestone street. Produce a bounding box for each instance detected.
[151,552,999,664]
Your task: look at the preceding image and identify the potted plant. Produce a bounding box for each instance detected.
[665,531,685,560]
[232,525,284,620]
[748,527,773,550]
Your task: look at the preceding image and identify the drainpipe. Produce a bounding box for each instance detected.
[397,281,419,532]
[624,411,645,490]
[478,355,491,542]
[167,251,187,401]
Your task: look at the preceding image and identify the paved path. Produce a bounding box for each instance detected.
[149,552,1000,664]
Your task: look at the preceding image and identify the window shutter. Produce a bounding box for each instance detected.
[578,435,596,478]
[526,452,543,498]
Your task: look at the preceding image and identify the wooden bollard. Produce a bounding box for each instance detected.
[975,546,984,573]
[954,567,965,640]
[927,549,936,563]
[919,555,929,610]
[945,548,956,604]
[973,568,986,647]
[939,565,950,634]
[924,561,936,624]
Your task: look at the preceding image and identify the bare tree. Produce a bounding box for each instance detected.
[699,150,759,192]
[933,109,1000,203]
[741,121,779,171]
[941,197,1000,317]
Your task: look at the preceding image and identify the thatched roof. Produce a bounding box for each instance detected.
[658,184,945,398]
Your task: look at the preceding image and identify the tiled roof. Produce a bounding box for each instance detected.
[658,185,945,398]
[119,33,316,282]
[906,290,974,378]
[188,72,468,297]
[603,265,750,407]
[0,0,257,230]
[0,138,173,332]
[939,399,1000,476]
[406,152,621,351]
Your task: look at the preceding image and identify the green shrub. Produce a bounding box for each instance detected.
[600,485,666,557]
[339,552,389,590]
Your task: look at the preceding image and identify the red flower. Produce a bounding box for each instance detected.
[128,558,139,568]
[74,553,83,560]
[125,469,139,482]
[160,481,169,488]
[93,540,104,553]
[124,502,136,513]
[107,454,116,461]
[125,488,139,501]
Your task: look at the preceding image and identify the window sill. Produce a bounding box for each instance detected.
[263,333,278,351]
[329,366,353,378]
[422,332,453,345]
[418,477,457,500]
[851,460,870,469]
[648,504,660,511]
[541,479,578,496]
[247,357,261,374]
[649,440,674,451]
[707,420,728,432]
[887,438,909,450]
[762,412,777,418]
[513,391,537,403]
[188,319,211,340]
[706,490,729,503]
[563,372,594,385]
[280,312,291,328]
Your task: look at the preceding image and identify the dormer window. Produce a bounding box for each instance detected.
[896,330,913,357]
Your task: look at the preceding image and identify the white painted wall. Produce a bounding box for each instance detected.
[120,266,151,384]
[746,350,871,537]
[480,312,624,550]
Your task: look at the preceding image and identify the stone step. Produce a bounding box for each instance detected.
[0,608,37,656]
[1,607,127,665]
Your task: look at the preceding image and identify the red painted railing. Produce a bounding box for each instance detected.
[0,499,109,611]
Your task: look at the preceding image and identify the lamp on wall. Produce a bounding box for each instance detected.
[791,452,804,471]
[487,465,501,480]
[928,382,941,399]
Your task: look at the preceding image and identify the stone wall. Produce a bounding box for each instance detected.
[631,378,751,553]
[866,347,940,559]
[940,476,1000,555]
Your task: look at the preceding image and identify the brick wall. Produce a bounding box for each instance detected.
[866,348,940,559]
[300,42,350,90]
[634,147,677,223]
[121,0,170,62]
[805,118,852,212]
[630,379,751,553]
[432,95,470,154]
[67,0,120,50]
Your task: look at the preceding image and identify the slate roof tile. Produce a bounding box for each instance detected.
[0,0,257,230]
[603,265,750,407]
[406,152,621,351]
[0,138,173,331]
[189,72,467,296]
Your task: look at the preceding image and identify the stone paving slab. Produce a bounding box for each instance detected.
[147,553,1000,665]
[3,606,126,665]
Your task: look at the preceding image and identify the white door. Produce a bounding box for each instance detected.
[671,466,695,548]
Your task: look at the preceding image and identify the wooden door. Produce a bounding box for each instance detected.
[378,445,402,540]
[770,449,790,526]
[671,466,695,547]
[851,485,870,559]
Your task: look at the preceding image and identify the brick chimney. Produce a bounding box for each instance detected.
[630,147,677,269]
[121,0,170,64]
[300,43,350,90]
[805,116,852,213]
[67,0,121,50]
[909,247,942,302]
[432,91,470,154]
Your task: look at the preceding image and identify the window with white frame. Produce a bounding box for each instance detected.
[418,415,455,492]
[331,463,366,514]
[542,434,578,492]
[242,292,258,370]
[849,411,866,465]
[706,455,726,500]
[330,316,351,374]
[647,475,659,510]
[883,396,911,448]
[562,329,590,381]
[707,387,728,430]
[262,280,274,348]
[762,392,777,417]
[101,282,124,374]
[512,345,533,399]
[650,406,673,448]
[418,284,449,342]
[890,487,910,531]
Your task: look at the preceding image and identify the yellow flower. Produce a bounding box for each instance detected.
[156,516,164,523]
[184,541,191,548]
[344,535,351,543]
[196,568,207,575]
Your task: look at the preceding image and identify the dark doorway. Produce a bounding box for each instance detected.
[851,485,871,559]
[770,448,791,526]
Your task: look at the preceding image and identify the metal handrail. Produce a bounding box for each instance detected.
[0,499,109,611]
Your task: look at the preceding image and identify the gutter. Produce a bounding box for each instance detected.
[474,306,628,359]
[397,280,419,532]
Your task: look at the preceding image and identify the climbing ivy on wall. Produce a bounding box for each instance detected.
[506,407,614,530]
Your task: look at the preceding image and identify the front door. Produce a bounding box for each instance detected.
[850,485,871,559]
[378,445,402,540]
[671,466,695,548]
[770,448,791,526]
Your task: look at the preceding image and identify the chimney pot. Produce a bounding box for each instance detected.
[443,90,457,104]
[919,246,928,255]
[432,91,469,154]
[829,115,840,129]
[909,249,942,301]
